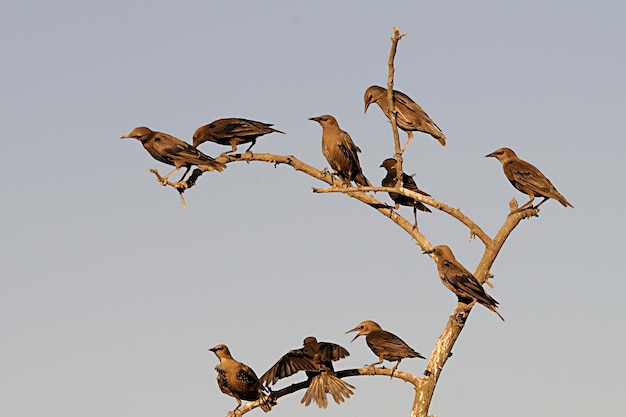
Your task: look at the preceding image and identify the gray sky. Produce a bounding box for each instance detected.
[1,1,624,416]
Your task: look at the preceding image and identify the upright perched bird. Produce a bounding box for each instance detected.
[209,344,272,413]
[121,126,225,184]
[424,245,504,321]
[193,118,284,155]
[485,147,573,211]
[363,85,446,151]
[260,337,354,408]
[346,320,424,374]
[380,158,431,226]
[309,115,371,187]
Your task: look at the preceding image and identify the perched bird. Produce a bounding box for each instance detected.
[121,126,225,184]
[485,147,573,211]
[424,245,504,321]
[309,115,371,187]
[346,320,424,375]
[380,158,431,227]
[260,336,354,408]
[363,85,446,151]
[209,344,272,413]
[193,118,284,155]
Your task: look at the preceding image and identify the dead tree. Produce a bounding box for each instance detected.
[145,27,543,417]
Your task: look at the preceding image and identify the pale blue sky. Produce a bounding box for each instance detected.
[1,1,624,416]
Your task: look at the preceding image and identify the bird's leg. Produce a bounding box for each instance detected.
[244,139,257,154]
[176,166,191,183]
[412,207,418,230]
[390,360,401,379]
[460,299,478,312]
[534,197,549,209]
[400,132,414,153]
[160,167,180,185]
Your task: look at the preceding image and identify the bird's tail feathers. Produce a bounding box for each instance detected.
[301,373,355,408]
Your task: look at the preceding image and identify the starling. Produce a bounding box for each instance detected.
[363,85,446,151]
[121,126,225,184]
[309,115,371,187]
[424,245,504,321]
[485,147,573,211]
[346,320,425,374]
[193,118,284,155]
[260,337,355,408]
[380,158,431,226]
[209,344,272,413]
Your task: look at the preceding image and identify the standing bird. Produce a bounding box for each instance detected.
[193,118,284,155]
[346,320,424,375]
[260,337,355,409]
[363,85,446,151]
[309,115,371,187]
[485,147,573,212]
[209,344,272,413]
[424,245,504,321]
[380,158,431,227]
[121,126,225,184]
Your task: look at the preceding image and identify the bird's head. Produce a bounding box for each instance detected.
[423,245,454,261]
[363,85,385,113]
[121,126,153,142]
[209,344,232,360]
[346,320,382,342]
[308,115,337,128]
[380,158,397,171]
[485,147,517,162]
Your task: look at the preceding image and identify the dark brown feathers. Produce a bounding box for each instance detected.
[193,118,284,154]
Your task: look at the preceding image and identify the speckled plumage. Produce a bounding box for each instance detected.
[210,344,272,413]
[193,118,284,155]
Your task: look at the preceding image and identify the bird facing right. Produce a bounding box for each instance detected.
[485,147,573,212]
[364,85,446,151]
[424,245,504,321]
[309,115,371,187]
[346,320,424,375]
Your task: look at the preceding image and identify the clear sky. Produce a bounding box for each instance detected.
[1,1,624,416]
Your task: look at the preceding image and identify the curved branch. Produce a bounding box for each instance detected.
[225,367,421,417]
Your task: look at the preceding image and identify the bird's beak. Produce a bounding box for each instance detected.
[364,102,370,113]
[484,152,495,158]
[379,162,384,168]
[209,347,216,352]
[308,116,320,122]
[120,132,132,139]
[423,249,433,254]
[345,326,361,343]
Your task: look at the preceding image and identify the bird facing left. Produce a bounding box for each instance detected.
[121,126,225,185]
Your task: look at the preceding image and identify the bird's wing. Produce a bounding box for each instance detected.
[157,136,220,165]
[317,342,350,362]
[505,160,556,196]
[259,350,318,385]
[368,331,414,355]
[337,131,361,159]
[441,260,498,307]
[211,119,280,139]
[236,366,260,385]
[403,173,431,196]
